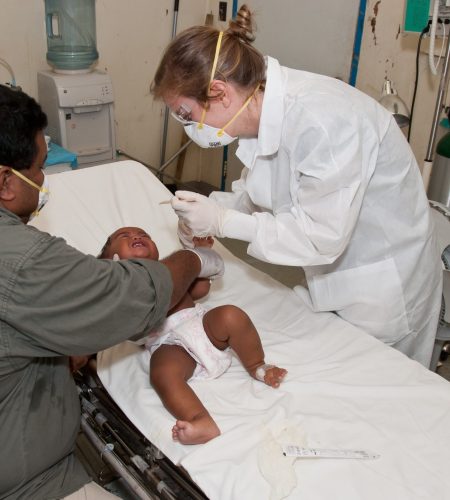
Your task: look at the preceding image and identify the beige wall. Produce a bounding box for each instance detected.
[96,0,232,184]
[0,1,446,184]
[0,1,47,96]
[96,0,233,186]
[357,0,448,170]
[0,0,231,185]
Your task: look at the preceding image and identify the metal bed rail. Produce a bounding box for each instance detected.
[75,363,208,500]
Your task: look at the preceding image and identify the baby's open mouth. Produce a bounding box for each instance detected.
[131,241,145,248]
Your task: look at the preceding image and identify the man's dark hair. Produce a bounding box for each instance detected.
[0,85,47,170]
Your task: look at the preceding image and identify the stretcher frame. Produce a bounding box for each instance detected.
[75,362,208,500]
[32,161,450,500]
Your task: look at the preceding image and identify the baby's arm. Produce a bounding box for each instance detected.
[189,278,211,300]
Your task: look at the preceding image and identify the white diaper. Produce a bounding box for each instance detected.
[145,304,232,380]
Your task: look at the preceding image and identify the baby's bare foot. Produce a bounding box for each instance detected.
[172,414,220,445]
[255,364,287,388]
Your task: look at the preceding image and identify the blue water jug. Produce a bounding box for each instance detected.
[45,0,99,72]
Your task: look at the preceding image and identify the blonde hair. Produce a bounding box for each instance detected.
[151,4,265,104]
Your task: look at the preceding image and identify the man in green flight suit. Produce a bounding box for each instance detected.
[0,85,224,500]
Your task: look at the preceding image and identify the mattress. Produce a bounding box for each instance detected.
[32,161,450,500]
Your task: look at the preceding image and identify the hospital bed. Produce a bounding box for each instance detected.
[32,160,450,500]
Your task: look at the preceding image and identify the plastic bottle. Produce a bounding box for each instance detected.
[45,0,98,72]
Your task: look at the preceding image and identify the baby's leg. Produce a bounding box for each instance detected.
[150,344,220,444]
[203,305,287,388]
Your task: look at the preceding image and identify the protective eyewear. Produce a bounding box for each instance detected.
[170,104,193,125]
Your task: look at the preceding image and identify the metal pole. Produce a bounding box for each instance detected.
[423,31,450,191]
[219,0,240,192]
[160,0,180,167]
[157,139,192,180]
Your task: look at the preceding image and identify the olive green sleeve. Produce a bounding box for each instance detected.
[6,233,172,356]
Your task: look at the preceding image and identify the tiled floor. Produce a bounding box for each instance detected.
[218,237,450,382]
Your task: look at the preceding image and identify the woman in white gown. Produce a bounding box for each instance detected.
[151,4,442,367]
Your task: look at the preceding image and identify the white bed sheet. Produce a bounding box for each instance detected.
[32,161,450,500]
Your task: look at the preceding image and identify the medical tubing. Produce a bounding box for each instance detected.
[425,29,450,162]
[436,21,448,72]
[0,58,16,86]
[408,24,430,142]
[81,414,156,500]
[430,0,440,75]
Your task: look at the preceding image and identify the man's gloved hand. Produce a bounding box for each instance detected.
[186,247,224,280]
[171,190,229,238]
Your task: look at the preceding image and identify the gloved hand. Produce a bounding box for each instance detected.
[177,219,195,249]
[171,190,229,238]
[186,247,224,280]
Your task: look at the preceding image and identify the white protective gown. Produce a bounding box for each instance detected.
[213,57,442,367]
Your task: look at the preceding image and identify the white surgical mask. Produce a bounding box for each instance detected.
[170,31,260,149]
[35,174,50,214]
[183,121,237,148]
[10,168,50,219]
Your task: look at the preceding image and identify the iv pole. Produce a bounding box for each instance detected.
[423,26,450,192]
[158,0,193,181]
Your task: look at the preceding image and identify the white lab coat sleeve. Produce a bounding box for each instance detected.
[247,108,375,266]
[209,168,262,214]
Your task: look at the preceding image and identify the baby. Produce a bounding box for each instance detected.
[99,227,286,445]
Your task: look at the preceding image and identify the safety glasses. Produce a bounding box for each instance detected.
[170,103,194,125]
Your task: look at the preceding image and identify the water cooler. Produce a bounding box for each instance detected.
[38,0,116,166]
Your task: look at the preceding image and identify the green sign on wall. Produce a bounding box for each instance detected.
[404,0,430,32]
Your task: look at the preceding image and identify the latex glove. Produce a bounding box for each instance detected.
[177,219,195,249]
[186,247,224,280]
[171,190,228,238]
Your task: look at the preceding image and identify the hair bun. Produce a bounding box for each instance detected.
[227,4,255,43]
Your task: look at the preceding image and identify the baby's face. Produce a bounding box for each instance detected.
[107,227,159,260]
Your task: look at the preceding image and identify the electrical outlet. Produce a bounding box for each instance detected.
[429,20,450,36]
[219,2,227,22]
